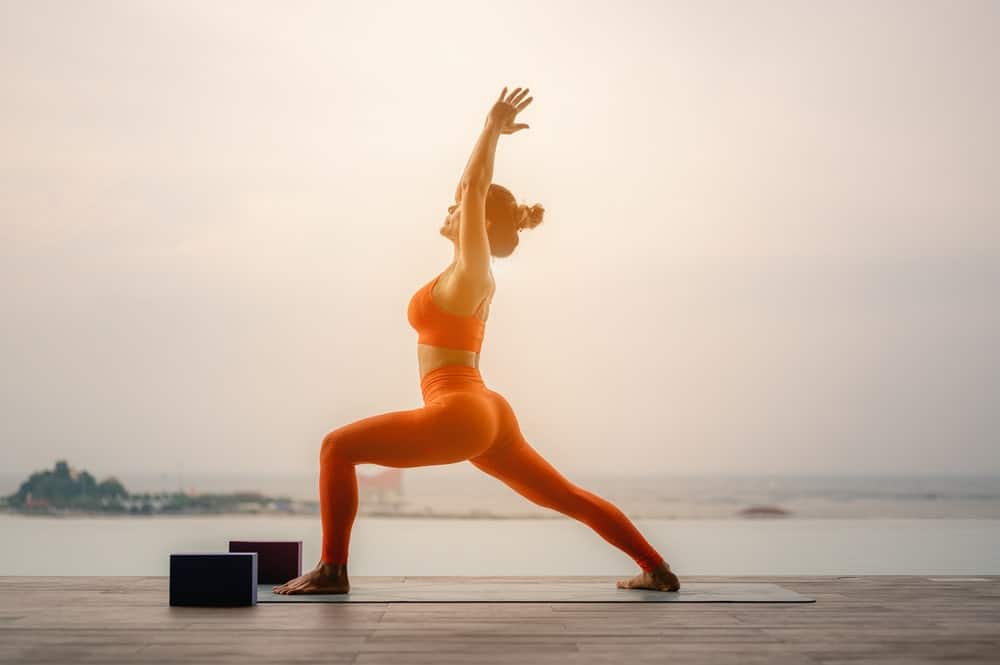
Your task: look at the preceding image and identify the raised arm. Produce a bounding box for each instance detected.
[456,87,533,271]
[459,87,531,191]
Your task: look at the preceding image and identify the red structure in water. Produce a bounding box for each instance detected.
[23,495,52,511]
[358,467,402,491]
[357,467,404,512]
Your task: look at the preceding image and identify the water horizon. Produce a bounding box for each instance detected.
[3,470,998,520]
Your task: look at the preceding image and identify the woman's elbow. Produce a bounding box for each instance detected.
[461,178,489,197]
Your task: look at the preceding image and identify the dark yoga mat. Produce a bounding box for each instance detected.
[257,578,815,603]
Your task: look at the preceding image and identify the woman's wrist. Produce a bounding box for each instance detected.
[483,117,504,135]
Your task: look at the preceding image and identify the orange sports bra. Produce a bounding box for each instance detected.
[407,272,487,354]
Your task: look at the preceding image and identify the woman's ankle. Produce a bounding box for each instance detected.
[648,560,672,575]
[318,561,348,576]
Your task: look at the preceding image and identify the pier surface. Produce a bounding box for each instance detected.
[1,575,998,663]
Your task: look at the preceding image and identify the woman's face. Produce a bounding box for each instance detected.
[440,202,490,241]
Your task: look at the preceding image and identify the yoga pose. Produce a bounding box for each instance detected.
[274,86,680,594]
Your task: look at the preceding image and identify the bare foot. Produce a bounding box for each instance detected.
[273,562,350,594]
[616,561,680,591]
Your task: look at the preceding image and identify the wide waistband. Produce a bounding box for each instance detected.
[420,364,485,401]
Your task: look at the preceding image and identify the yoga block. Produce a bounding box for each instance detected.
[169,553,258,606]
[228,540,303,584]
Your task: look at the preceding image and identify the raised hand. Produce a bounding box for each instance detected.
[486,86,533,134]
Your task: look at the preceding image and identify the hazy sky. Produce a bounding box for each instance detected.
[2,0,998,478]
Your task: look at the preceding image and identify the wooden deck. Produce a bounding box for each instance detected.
[1,575,998,664]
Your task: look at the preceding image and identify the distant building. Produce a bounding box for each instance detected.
[358,467,404,512]
[23,494,51,512]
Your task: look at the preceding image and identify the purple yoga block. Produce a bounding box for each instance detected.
[169,552,257,606]
[228,541,303,584]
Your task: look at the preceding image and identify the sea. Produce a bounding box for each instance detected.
[2,471,998,576]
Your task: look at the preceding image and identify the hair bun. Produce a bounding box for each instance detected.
[517,203,545,231]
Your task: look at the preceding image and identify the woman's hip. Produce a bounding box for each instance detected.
[420,363,487,403]
[419,365,522,452]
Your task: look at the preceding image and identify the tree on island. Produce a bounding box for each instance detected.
[5,460,128,510]
[4,460,302,514]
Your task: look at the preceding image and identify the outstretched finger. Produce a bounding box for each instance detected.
[510,88,529,106]
[498,86,507,101]
[515,96,533,112]
[505,87,523,103]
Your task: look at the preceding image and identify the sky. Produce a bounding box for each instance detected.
[1,0,998,478]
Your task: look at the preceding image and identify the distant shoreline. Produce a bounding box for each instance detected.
[0,507,560,520]
[5,508,998,520]
[3,512,1000,521]
[6,463,998,519]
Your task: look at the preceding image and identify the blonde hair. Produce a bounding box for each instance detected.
[485,184,546,258]
[516,203,546,231]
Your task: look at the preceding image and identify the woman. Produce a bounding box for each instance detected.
[274,86,680,594]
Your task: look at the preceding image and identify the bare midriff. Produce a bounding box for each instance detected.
[417,266,494,382]
[417,344,480,382]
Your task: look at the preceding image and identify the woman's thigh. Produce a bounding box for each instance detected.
[323,390,502,468]
[468,434,580,512]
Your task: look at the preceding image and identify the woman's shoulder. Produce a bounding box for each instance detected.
[435,265,494,316]
[441,263,494,291]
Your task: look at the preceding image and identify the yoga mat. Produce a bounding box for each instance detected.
[257,579,815,603]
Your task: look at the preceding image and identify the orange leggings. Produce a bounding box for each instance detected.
[319,364,666,572]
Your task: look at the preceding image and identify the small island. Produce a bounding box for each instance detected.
[1,460,318,516]
[739,504,791,518]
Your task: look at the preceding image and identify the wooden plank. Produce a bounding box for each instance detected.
[0,576,997,664]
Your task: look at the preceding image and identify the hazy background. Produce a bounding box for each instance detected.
[2,0,998,482]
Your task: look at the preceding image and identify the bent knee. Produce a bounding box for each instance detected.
[320,428,352,465]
